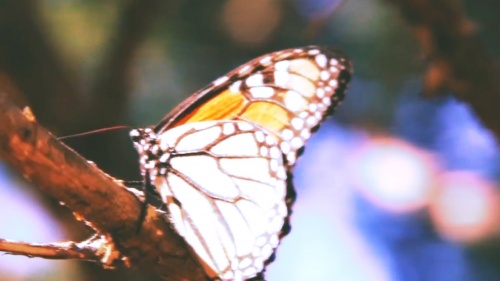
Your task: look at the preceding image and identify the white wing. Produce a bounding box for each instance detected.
[153,120,288,281]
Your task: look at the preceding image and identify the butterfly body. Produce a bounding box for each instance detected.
[131,46,352,280]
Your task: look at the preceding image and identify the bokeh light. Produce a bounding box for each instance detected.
[350,137,437,213]
[429,172,500,243]
[222,0,281,47]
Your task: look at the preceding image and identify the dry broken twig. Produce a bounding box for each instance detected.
[0,236,106,263]
[0,93,207,280]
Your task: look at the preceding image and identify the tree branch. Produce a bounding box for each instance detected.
[386,0,500,140]
[0,93,207,280]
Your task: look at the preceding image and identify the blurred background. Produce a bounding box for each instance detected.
[0,0,499,280]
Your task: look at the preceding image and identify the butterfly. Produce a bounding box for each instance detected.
[130,46,352,280]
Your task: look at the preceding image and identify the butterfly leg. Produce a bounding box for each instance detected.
[135,171,165,233]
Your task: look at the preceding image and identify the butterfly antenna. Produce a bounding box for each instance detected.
[58,125,132,140]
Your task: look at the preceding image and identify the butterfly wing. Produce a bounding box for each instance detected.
[145,120,287,280]
[131,46,353,280]
[154,46,352,166]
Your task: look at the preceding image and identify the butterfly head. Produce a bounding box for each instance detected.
[130,127,171,180]
[130,127,156,153]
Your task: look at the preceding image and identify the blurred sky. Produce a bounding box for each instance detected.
[0,0,499,280]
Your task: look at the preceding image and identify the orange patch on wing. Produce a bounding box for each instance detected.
[176,90,248,125]
[241,102,290,132]
[174,90,292,135]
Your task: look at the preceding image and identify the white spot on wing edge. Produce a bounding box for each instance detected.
[291,118,304,130]
[308,49,320,55]
[213,76,229,86]
[320,70,330,81]
[316,88,325,98]
[329,79,338,88]
[260,56,272,65]
[239,64,252,75]
[280,142,291,154]
[315,54,327,67]
[291,137,304,150]
[281,129,293,141]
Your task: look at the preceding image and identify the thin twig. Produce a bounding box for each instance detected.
[0,237,104,262]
